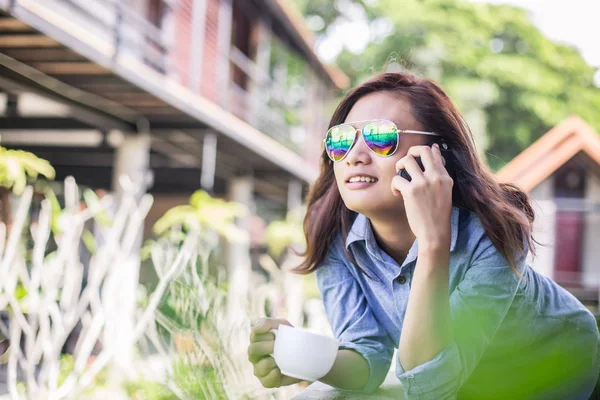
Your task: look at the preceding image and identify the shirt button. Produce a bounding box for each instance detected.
[396,275,407,284]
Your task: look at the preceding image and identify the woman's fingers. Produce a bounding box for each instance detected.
[248,340,274,364]
[396,155,425,182]
[251,318,292,335]
[406,145,437,172]
[397,145,448,179]
[281,376,303,386]
[260,366,283,388]
[247,317,302,389]
[254,356,277,378]
[431,143,446,165]
[250,332,275,343]
[391,174,410,196]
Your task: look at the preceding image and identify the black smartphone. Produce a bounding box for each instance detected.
[397,142,453,182]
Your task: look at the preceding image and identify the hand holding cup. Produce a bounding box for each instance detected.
[248,318,301,388]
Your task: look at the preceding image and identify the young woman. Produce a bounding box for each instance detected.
[248,72,600,399]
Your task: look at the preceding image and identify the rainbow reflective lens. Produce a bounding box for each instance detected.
[324,120,441,162]
[325,120,399,162]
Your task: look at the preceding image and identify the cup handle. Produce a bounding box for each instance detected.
[269,328,278,356]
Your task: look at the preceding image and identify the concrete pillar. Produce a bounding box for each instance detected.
[248,18,271,124]
[112,133,152,196]
[109,132,151,369]
[284,180,304,329]
[189,0,208,92]
[287,179,302,213]
[530,199,556,279]
[200,132,217,193]
[217,0,233,107]
[583,172,600,290]
[227,176,254,322]
[529,178,556,279]
[281,251,304,328]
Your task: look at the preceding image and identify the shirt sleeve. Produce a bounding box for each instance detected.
[316,240,395,393]
[396,233,527,399]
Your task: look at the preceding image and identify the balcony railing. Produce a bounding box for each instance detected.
[38,0,173,74]
[7,0,313,154]
[228,46,306,154]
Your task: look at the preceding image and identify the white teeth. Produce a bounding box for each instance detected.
[349,176,377,183]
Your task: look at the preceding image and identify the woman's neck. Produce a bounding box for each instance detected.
[368,211,416,266]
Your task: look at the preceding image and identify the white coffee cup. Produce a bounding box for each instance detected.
[269,325,340,382]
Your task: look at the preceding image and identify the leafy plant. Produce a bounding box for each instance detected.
[124,378,178,400]
[134,191,284,399]
[265,207,306,260]
[152,190,248,243]
[0,146,55,194]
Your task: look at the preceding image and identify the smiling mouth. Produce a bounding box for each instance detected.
[346,176,378,183]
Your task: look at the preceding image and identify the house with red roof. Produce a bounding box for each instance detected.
[497,116,600,308]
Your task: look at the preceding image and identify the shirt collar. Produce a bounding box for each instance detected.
[345,206,461,254]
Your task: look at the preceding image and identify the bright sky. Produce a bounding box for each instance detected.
[316,0,600,72]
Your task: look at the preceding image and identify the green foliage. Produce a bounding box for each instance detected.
[298,0,600,170]
[153,190,247,242]
[148,235,255,399]
[137,189,262,399]
[302,273,320,301]
[0,147,55,194]
[82,189,113,227]
[123,379,177,400]
[56,354,108,396]
[58,354,75,387]
[171,361,227,400]
[265,207,306,259]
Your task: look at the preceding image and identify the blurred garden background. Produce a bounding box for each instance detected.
[0,0,598,398]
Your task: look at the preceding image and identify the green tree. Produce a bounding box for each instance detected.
[299,0,600,170]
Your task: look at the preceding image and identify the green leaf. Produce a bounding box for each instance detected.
[0,147,55,194]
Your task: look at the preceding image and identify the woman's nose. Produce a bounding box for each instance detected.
[345,131,372,165]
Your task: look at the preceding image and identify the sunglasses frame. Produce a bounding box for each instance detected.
[324,119,442,162]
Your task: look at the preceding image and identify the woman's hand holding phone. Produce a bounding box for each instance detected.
[392,144,453,250]
[397,145,449,182]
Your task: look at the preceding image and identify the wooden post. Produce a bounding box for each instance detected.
[248,16,271,125]
[287,179,302,213]
[113,1,123,62]
[189,0,208,93]
[226,175,254,323]
[217,0,233,107]
[110,132,151,368]
[200,132,217,192]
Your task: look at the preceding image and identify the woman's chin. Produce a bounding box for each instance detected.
[344,198,404,217]
[345,202,383,216]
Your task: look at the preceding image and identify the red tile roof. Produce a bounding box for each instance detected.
[496,116,600,192]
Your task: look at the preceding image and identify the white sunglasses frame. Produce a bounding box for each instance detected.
[323,119,442,162]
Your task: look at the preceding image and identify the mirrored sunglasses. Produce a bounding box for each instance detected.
[324,119,442,162]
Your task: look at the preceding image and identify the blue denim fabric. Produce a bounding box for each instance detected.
[316,206,600,399]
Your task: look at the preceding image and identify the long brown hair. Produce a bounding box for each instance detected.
[294,71,535,276]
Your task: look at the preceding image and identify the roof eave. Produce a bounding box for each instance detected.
[496,115,600,192]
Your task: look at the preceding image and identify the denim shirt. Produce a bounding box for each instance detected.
[316,206,600,399]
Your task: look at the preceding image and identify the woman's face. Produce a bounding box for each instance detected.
[333,91,428,216]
